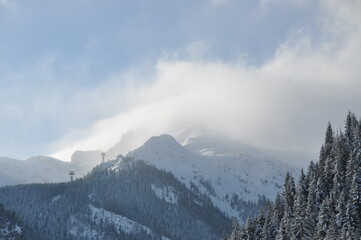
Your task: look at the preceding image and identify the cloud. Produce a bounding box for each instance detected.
[0,0,9,5]
[46,0,361,161]
[260,0,307,6]
[211,0,232,6]
[0,0,11,8]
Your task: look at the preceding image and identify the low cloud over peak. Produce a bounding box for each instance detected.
[0,0,360,160]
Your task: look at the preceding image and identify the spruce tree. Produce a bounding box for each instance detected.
[324,122,334,157]
[283,172,296,214]
[331,133,348,202]
[230,218,241,240]
[254,211,265,239]
[291,170,313,240]
[315,197,332,239]
[344,111,357,152]
[335,190,347,234]
[325,214,338,240]
[275,217,287,240]
[261,209,272,240]
[347,167,361,235]
[242,218,255,240]
[305,175,317,228]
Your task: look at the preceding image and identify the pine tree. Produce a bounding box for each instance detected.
[269,195,283,239]
[315,197,333,239]
[261,208,272,240]
[305,174,317,228]
[291,170,313,240]
[242,218,255,240]
[305,160,316,190]
[324,122,334,157]
[318,146,326,178]
[331,133,348,202]
[254,211,265,239]
[347,167,361,236]
[340,221,352,240]
[324,214,338,240]
[275,217,287,240]
[318,123,336,208]
[345,111,357,152]
[230,218,241,240]
[273,193,284,220]
[283,172,296,214]
[335,190,347,234]
[345,155,357,195]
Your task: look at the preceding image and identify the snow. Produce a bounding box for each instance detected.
[0,222,22,237]
[89,205,171,239]
[151,184,178,204]
[126,129,306,221]
[0,126,315,193]
[14,225,22,234]
[90,205,150,234]
[51,195,61,203]
[0,156,72,186]
[0,152,104,186]
[69,216,100,239]
[0,125,316,225]
[69,206,172,239]
[199,148,217,156]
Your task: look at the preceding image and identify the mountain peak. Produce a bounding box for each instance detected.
[127,134,191,165]
[134,134,187,155]
[145,134,178,145]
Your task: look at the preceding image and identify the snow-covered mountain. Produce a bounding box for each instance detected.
[127,134,293,220]
[0,127,316,221]
[0,152,103,186]
[176,126,315,168]
[123,128,316,221]
[0,156,71,185]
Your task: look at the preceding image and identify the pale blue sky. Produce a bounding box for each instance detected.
[1,0,360,160]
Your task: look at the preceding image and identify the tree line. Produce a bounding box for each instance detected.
[225,111,361,239]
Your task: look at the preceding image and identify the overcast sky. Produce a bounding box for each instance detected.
[0,0,360,160]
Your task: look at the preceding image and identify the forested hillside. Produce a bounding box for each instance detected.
[225,112,361,239]
[0,157,231,240]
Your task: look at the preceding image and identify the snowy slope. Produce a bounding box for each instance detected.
[0,156,71,185]
[176,126,316,168]
[127,131,306,220]
[0,152,104,186]
[69,205,171,240]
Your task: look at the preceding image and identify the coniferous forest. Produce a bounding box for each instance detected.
[225,112,361,240]
[0,158,231,240]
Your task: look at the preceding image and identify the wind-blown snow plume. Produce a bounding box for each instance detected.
[52,0,361,161]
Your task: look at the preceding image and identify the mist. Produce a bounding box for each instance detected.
[0,0,359,161]
[50,0,361,161]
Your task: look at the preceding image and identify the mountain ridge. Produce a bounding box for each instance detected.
[0,128,314,222]
[0,157,232,240]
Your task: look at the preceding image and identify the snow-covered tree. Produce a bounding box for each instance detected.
[228,112,361,240]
